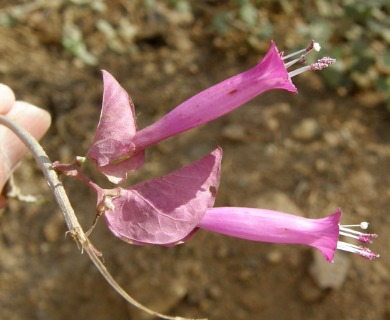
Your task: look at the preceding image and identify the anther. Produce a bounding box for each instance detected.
[310,57,336,71]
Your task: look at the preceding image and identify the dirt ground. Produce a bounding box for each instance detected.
[0,1,389,320]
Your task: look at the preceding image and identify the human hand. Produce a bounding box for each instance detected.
[0,84,51,207]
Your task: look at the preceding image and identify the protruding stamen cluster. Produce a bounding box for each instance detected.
[337,222,379,260]
[281,39,336,77]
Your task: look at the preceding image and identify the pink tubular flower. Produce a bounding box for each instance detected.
[198,207,379,262]
[132,40,297,150]
[87,40,335,183]
[133,40,334,150]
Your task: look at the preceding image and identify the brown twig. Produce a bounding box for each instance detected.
[0,115,206,320]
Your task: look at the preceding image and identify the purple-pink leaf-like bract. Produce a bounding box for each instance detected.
[103,147,222,245]
[87,71,145,184]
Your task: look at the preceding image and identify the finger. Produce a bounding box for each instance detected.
[2,101,51,166]
[0,102,51,192]
[0,84,16,114]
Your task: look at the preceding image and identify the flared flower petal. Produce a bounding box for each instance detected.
[103,148,222,245]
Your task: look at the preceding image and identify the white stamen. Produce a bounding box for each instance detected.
[342,222,369,230]
[313,42,321,52]
[339,225,365,236]
[282,48,306,61]
[339,231,360,240]
[337,241,360,253]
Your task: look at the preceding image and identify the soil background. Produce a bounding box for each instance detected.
[0,1,389,320]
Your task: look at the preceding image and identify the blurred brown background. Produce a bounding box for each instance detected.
[0,1,389,319]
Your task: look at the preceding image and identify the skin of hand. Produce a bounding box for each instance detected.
[0,84,51,207]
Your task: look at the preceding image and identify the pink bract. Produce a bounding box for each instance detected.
[86,70,145,184]
[104,147,222,245]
